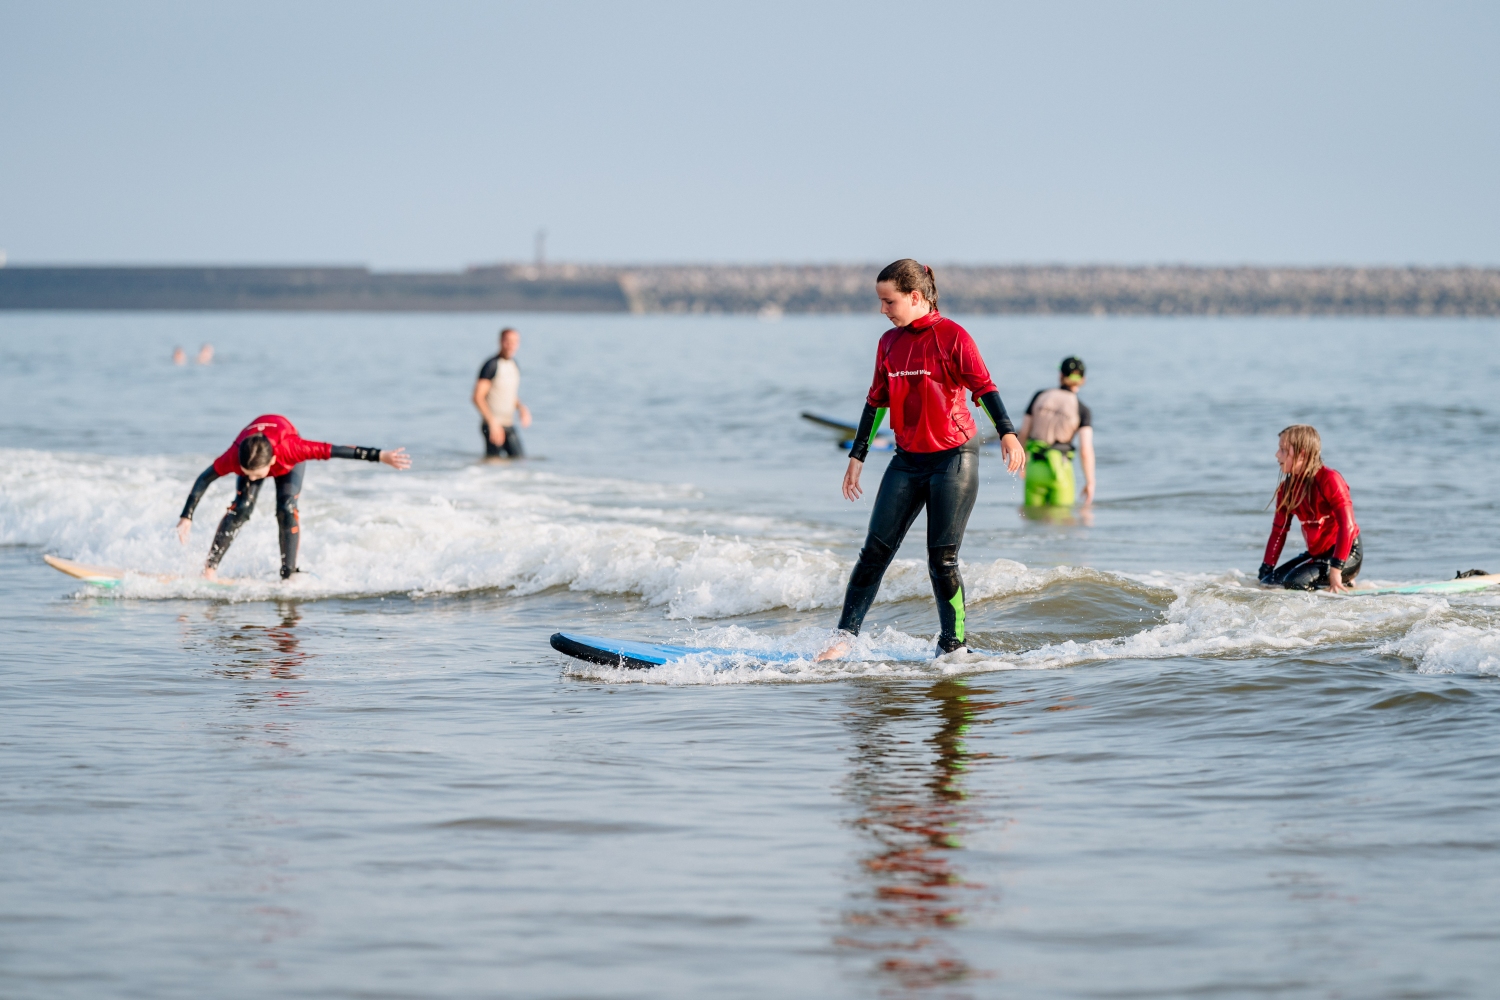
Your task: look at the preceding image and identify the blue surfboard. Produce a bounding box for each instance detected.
[549,631,980,670]
[550,632,814,670]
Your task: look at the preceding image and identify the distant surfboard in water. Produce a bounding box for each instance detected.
[800,412,895,450]
[799,411,998,449]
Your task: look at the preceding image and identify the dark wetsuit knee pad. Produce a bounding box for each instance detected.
[927,544,962,589]
[850,536,896,587]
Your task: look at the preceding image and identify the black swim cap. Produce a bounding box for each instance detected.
[1061,356,1085,377]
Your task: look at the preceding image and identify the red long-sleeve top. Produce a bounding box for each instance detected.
[865,311,999,453]
[1262,466,1360,566]
[211,414,332,478]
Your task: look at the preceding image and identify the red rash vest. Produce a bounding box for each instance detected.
[1262,467,1360,565]
[211,414,333,478]
[865,311,999,453]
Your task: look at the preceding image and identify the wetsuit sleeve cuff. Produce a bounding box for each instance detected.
[1327,557,1346,570]
[330,445,382,461]
[1258,562,1275,582]
[977,390,1016,438]
[849,404,883,462]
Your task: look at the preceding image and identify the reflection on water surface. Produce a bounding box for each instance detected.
[839,679,1016,991]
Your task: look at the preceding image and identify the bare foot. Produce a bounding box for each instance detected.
[201,566,218,582]
[815,640,850,662]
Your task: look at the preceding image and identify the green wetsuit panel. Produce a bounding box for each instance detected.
[1024,442,1076,507]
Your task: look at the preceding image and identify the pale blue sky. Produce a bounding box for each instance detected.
[1,1,1496,268]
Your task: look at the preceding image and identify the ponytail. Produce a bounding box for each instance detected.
[876,258,939,311]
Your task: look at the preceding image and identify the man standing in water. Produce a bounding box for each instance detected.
[1018,356,1095,507]
[473,327,532,459]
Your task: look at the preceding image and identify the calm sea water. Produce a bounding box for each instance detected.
[3,312,1500,999]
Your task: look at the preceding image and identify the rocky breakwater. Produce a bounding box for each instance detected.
[617,265,1500,316]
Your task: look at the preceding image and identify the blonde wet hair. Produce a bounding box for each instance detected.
[1272,424,1323,513]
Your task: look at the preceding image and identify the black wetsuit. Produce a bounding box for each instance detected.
[1260,536,1364,591]
[837,391,1013,653]
[481,422,524,459]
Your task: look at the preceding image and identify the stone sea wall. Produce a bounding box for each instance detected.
[617,265,1500,316]
[2,263,1497,315]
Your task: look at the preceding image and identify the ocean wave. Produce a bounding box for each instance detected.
[567,576,1500,684]
[2,448,1068,616]
[1378,617,1500,676]
[11,448,1500,679]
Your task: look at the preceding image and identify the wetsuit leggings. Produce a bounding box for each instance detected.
[1268,536,1363,591]
[837,439,980,653]
[206,463,306,579]
[1024,441,1076,507]
[481,422,524,458]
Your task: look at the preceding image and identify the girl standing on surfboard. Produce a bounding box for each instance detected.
[819,260,1025,661]
[176,414,411,581]
[1258,424,1362,592]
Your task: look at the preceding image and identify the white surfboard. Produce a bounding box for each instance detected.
[1348,574,1500,597]
[43,555,240,589]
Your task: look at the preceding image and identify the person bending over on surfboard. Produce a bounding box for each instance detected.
[819,260,1025,661]
[1258,424,1361,593]
[1018,356,1095,507]
[176,414,411,581]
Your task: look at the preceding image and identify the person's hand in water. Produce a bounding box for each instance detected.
[176,517,192,544]
[1081,479,1095,505]
[488,425,506,447]
[519,402,532,428]
[380,448,412,470]
[999,433,1025,475]
[841,457,864,501]
[1327,566,1348,594]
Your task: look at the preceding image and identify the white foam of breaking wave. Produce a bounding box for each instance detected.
[0,448,1058,615]
[567,575,1488,685]
[1377,617,1500,676]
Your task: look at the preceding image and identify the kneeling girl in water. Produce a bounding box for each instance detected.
[1259,424,1362,592]
[820,260,1025,660]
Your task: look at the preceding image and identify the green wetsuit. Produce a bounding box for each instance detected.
[1021,387,1091,507]
[1025,442,1076,507]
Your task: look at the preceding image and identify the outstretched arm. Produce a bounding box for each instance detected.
[330,445,411,470]
[1078,426,1096,504]
[842,403,886,501]
[1259,506,1293,583]
[977,391,1024,474]
[177,465,222,542]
